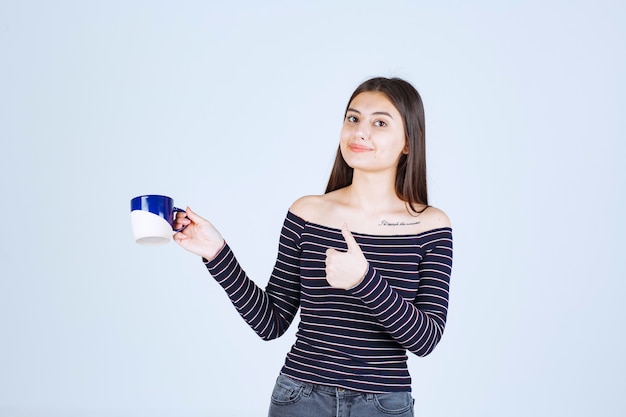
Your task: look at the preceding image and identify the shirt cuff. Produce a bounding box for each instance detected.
[202,241,230,268]
[347,264,380,298]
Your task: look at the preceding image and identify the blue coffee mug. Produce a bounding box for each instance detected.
[130,195,186,245]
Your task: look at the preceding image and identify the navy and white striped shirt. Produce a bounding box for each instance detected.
[204,210,453,393]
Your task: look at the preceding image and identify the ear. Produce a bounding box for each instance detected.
[402,137,409,154]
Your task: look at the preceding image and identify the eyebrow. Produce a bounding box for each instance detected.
[346,108,394,119]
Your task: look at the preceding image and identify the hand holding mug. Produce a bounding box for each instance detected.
[173,207,225,261]
[130,194,187,246]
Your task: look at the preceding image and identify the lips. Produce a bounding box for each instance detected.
[348,143,373,152]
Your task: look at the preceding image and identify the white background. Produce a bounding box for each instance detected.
[1,0,624,416]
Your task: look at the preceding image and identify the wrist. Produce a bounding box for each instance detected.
[347,263,369,290]
[202,239,226,263]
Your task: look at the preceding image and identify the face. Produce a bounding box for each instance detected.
[340,91,407,174]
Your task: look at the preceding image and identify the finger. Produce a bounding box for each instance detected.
[173,211,190,224]
[184,206,206,224]
[341,223,360,251]
[173,231,188,243]
[174,211,190,222]
[173,218,190,231]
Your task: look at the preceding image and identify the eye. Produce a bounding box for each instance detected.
[346,115,358,123]
[374,120,387,127]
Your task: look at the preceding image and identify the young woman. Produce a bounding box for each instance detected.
[173,77,453,417]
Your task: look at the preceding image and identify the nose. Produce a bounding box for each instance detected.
[354,121,370,140]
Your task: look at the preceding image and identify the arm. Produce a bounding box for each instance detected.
[349,229,453,356]
[203,213,304,340]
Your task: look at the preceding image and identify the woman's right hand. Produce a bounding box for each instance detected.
[173,206,225,261]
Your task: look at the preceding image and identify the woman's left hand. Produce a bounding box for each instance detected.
[325,223,368,289]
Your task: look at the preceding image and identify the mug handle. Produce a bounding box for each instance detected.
[173,207,187,232]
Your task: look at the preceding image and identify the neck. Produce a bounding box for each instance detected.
[345,171,400,213]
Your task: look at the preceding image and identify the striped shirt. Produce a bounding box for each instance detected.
[204,210,453,393]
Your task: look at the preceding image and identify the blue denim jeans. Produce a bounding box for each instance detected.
[268,374,415,417]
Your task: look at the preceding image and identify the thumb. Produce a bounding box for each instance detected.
[341,223,359,252]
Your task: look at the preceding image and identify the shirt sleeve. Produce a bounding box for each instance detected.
[203,213,304,341]
[348,228,453,356]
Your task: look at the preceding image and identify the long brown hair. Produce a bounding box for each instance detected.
[325,77,428,212]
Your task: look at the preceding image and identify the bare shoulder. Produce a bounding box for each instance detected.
[289,191,345,226]
[420,205,452,230]
[289,194,328,221]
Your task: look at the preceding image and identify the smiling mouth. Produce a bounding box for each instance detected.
[348,144,373,152]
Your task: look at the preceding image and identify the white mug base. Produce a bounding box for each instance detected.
[136,236,171,246]
[131,210,174,246]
